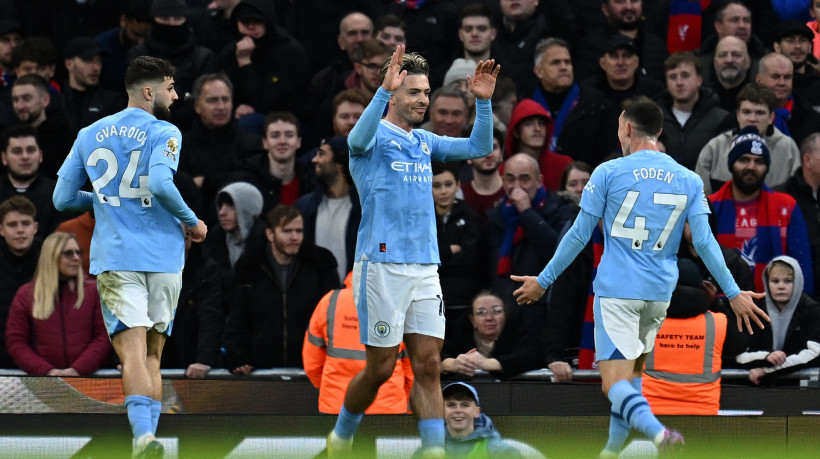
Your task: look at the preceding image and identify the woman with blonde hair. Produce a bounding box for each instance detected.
[6,232,110,375]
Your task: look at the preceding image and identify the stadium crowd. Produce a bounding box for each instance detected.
[1,0,819,394]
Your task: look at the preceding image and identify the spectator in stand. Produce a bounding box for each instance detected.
[373,13,407,51]
[486,153,578,336]
[699,1,766,63]
[127,0,218,131]
[583,35,665,111]
[204,181,265,311]
[161,230,223,378]
[287,2,373,74]
[94,0,153,94]
[220,0,311,126]
[0,21,23,111]
[10,37,60,102]
[504,99,572,191]
[700,36,755,112]
[708,125,814,295]
[61,37,127,134]
[238,112,314,215]
[9,75,74,179]
[775,134,820,307]
[181,72,261,225]
[771,20,820,91]
[431,162,483,331]
[303,271,412,414]
[296,136,360,282]
[461,128,505,223]
[5,232,110,376]
[696,83,800,195]
[493,0,573,94]
[737,256,820,385]
[530,38,619,167]
[223,205,340,372]
[420,85,469,138]
[0,196,41,368]
[491,76,517,131]
[656,52,729,171]
[574,0,668,81]
[458,4,496,64]
[55,211,93,276]
[1,124,70,238]
[331,89,366,137]
[189,0,242,55]
[560,161,592,199]
[755,53,820,147]
[310,12,373,117]
[441,290,543,379]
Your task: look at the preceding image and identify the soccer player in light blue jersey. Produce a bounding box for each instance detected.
[53,56,207,459]
[512,100,769,457]
[326,45,499,458]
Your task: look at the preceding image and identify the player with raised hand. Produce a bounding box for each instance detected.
[512,100,768,457]
[326,45,499,458]
[53,56,206,458]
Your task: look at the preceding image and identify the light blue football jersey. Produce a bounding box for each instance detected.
[349,87,493,264]
[58,107,187,274]
[581,149,710,301]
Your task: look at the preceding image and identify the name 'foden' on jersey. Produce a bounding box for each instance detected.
[632,167,674,184]
[94,124,148,144]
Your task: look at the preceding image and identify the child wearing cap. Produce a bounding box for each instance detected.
[416,382,522,458]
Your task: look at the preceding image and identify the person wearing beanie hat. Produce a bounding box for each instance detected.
[708,121,815,295]
[296,136,361,281]
[696,83,800,195]
[443,58,477,88]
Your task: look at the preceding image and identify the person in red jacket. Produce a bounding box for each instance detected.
[303,271,413,414]
[5,231,110,375]
[503,99,572,191]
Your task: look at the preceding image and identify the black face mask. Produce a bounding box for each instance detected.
[151,22,191,45]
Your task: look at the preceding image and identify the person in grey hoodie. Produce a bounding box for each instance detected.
[736,255,820,385]
[425,382,523,458]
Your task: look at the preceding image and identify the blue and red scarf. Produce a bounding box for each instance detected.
[496,187,547,275]
[667,0,711,53]
[773,96,793,138]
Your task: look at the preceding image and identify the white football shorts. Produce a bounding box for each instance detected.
[353,260,446,347]
[594,295,669,361]
[97,270,182,337]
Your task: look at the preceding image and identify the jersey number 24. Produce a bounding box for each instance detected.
[87,148,152,208]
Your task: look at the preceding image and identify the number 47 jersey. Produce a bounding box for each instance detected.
[581,149,710,302]
[58,107,186,275]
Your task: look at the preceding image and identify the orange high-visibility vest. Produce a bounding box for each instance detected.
[303,274,413,414]
[643,311,727,415]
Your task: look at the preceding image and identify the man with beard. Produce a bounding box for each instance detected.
[696,83,800,195]
[296,136,361,282]
[461,128,505,222]
[701,36,754,112]
[708,125,814,295]
[222,204,340,372]
[94,0,153,93]
[53,56,207,458]
[8,75,74,179]
[0,124,67,239]
[60,37,126,134]
[574,0,668,81]
[755,53,820,147]
[772,21,820,86]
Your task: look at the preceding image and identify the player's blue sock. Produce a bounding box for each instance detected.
[631,376,642,392]
[150,400,162,435]
[604,410,630,453]
[124,395,153,439]
[608,380,665,440]
[418,418,445,450]
[333,404,363,440]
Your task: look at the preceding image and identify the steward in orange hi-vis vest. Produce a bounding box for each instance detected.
[643,283,727,415]
[303,272,413,414]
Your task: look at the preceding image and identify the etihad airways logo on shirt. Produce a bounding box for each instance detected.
[391,161,432,173]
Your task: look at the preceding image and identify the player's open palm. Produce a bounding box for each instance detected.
[728,290,769,334]
[381,44,407,92]
[468,59,500,100]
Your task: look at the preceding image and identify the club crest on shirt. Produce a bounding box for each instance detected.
[166,138,178,153]
[421,141,430,155]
